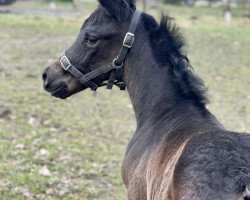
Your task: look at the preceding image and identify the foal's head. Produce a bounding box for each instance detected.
[42,0,136,99]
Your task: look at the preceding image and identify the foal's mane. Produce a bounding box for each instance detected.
[142,14,209,107]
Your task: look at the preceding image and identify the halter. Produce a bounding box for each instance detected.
[60,9,142,91]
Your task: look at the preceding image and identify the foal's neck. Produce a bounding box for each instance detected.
[125,38,183,126]
[124,25,221,130]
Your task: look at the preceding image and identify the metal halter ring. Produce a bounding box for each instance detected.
[113,58,123,69]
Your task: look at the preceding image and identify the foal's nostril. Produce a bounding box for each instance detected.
[42,69,51,90]
[42,71,47,81]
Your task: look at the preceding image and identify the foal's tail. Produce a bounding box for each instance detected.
[241,174,250,200]
[243,185,250,200]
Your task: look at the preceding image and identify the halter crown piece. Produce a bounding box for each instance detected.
[60,9,142,91]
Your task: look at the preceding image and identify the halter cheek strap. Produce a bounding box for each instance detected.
[60,9,142,91]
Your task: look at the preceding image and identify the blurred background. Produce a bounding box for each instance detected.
[0,0,249,199]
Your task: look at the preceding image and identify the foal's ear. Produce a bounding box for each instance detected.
[99,0,134,20]
[126,0,136,8]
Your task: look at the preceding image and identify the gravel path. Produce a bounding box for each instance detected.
[0,6,82,18]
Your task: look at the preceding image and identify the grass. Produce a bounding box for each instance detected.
[8,0,97,10]
[0,1,249,199]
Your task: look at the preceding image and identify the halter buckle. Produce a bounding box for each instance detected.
[60,55,71,71]
[123,32,135,48]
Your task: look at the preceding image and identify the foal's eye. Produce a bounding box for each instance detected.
[85,36,98,45]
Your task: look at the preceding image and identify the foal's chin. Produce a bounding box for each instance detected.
[52,94,69,100]
[51,91,70,100]
[51,86,88,100]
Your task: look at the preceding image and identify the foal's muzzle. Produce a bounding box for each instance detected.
[42,64,68,99]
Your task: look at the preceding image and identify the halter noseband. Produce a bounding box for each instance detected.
[60,9,142,91]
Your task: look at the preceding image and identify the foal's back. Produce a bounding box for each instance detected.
[124,105,250,200]
[170,131,250,200]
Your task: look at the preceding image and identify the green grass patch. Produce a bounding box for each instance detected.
[0,2,249,199]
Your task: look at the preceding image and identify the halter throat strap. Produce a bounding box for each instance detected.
[60,9,142,91]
